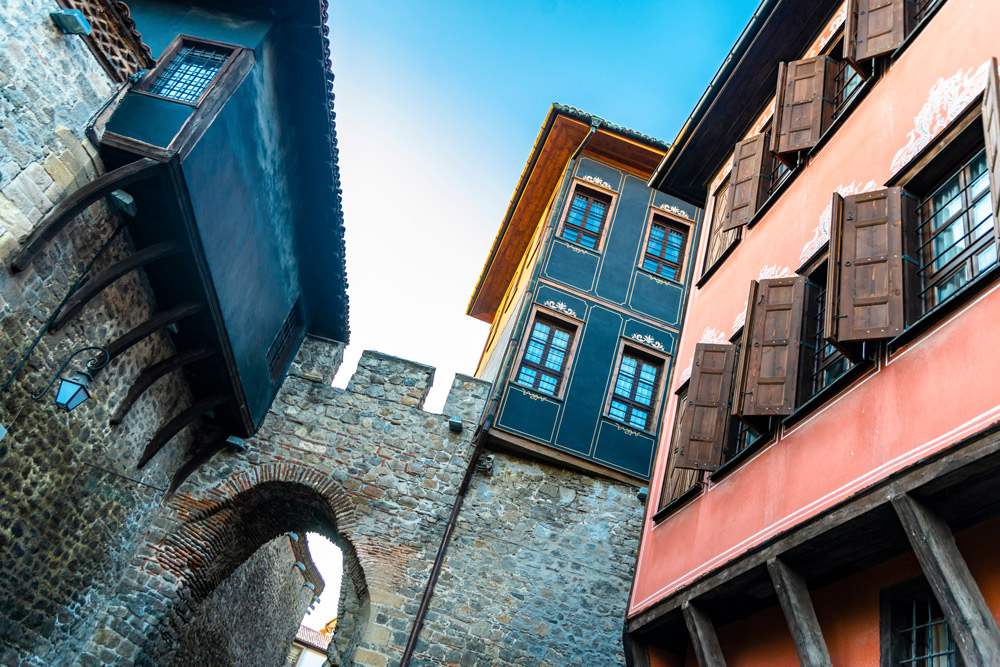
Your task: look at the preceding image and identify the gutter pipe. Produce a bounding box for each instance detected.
[399,119,601,666]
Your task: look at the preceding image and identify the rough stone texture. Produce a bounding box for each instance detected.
[172,535,323,666]
[0,4,197,666]
[83,343,643,667]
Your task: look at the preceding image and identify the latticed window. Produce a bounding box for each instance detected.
[148,45,231,103]
[703,178,738,274]
[885,585,962,667]
[608,350,662,431]
[801,263,851,403]
[643,219,687,280]
[917,148,996,311]
[561,187,610,250]
[515,316,574,396]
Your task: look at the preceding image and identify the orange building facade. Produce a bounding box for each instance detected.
[626,0,1000,665]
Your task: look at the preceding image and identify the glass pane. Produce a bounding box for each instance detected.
[517,367,536,386]
[538,374,557,395]
[628,409,648,430]
[643,258,659,272]
[609,401,627,421]
[976,243,998,274]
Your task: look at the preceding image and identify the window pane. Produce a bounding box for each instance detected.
[148,46,229,103]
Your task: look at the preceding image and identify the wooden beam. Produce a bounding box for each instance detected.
[682,601,727,667]
[103,301,202,362]
[892,494,1000,667]
[137,394,229,469]
[110,348,216,426]
[766,557,832,667]
[11,157,164,272]
[51,241,181,331]
[168,436,228,495]
[622,632,651,667]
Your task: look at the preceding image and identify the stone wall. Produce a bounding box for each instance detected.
[171,535,323,666]
[0,3,202,666]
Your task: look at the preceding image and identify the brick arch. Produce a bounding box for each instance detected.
[135,464,371,665]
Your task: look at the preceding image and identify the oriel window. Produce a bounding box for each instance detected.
[561,186,611,250]
[515,316,575,396]
[148,43,232,104]
[643,217,688,281]
[608,349,662,431]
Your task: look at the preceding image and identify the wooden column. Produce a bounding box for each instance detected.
[622,632,651,667]
[892,494,1000,667]
[682,601,727,667]
[767,557,832,667]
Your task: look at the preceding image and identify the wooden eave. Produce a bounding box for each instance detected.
[648,0,840,206]
[467,110,666,324]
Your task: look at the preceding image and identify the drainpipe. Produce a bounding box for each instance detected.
[399,119,601,666]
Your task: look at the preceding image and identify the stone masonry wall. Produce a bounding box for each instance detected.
[90,341,645,666]
[171,535,324,666]
[1,4,198,664]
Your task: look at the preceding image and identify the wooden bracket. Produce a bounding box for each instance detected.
[767,557,833,666]
[681,601,727,667]
[110,347,216,426]
[11,157,165,272]
[167,434,228,495]
[137,394,229,469]
[103,301,202,362]
[892,493,1000,666]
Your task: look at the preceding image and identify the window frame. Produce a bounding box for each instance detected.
[880,576,963,667]
[136,35,242,107]
[511,304,582,400]
[698,175,741,285]
[653,383,704,519]
[603,338,670,435]
[555,179,618,254]
[639,208,692,284]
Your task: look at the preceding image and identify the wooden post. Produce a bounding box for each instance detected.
[892,494,1000,667]
[682,601,727,667]
[622,631,651,667]
[767,557,833,667]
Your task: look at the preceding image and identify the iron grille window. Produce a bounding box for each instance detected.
[885,585,963,667]
[608,349,662,431]
[515,316,574,396]
[642,218,688,280]
[266,300,304,382]
[914,0,944,24]
[561,187,610,250]
[801,263,852,402]
[828,37,866,123]
[765,153,791,198]
[916,148,996,312]
[148,45,230,103]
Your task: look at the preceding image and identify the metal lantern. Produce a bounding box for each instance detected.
[54,370,94,411]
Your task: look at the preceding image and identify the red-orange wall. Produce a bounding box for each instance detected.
[653,518,1000,666]
[632,0,1000,618]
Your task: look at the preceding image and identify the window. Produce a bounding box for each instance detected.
[826,36,867,124]
[607,348,663,431]
[560,185,611,250]
[656,387,702,512]
[143,38,235,104]
[915,148,996,311]
[800,262,853,402]
[642,215,688,281]
[882,580,962,667]
[514,313,575,397]
[702,177,739,277]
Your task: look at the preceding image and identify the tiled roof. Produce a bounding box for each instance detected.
[553,103,670,151]
[295,624,331,652]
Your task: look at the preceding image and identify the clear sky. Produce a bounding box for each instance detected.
[327,0,764,411]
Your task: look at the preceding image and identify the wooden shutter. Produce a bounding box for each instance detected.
[826,188,917,347]
[674,343,737,471]
[983,57,1000,245]
[733,280,758,417]
[774,57,838,155]
[847,0,915,62]
[741,277,806,416]
[723,133,773,231]
[824,192,864,362]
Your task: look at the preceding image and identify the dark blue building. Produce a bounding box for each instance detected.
[468,105,701,483]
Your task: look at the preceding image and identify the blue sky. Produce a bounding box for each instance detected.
[327,0,762,409]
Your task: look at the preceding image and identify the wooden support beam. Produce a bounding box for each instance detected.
[168,436,228,495]
[622,632,651,667]
[103,301,202,362]
[11,157,164,272]
[766,557,832,667]
[892,493,1000,667]
[110,347,216,425]
[682,601,727,667]
[137,394,229,469]
[51,241,181,331]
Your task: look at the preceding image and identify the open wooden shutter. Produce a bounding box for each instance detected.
[723,133,773,231]
[733,280,758,417]
[982,57,1000,245]
[826,188,916,348]
[824,192,864,362]
[674,343,737,471]
[741,277,806,416]
[846,0,915,62]
[774,57,838,156]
